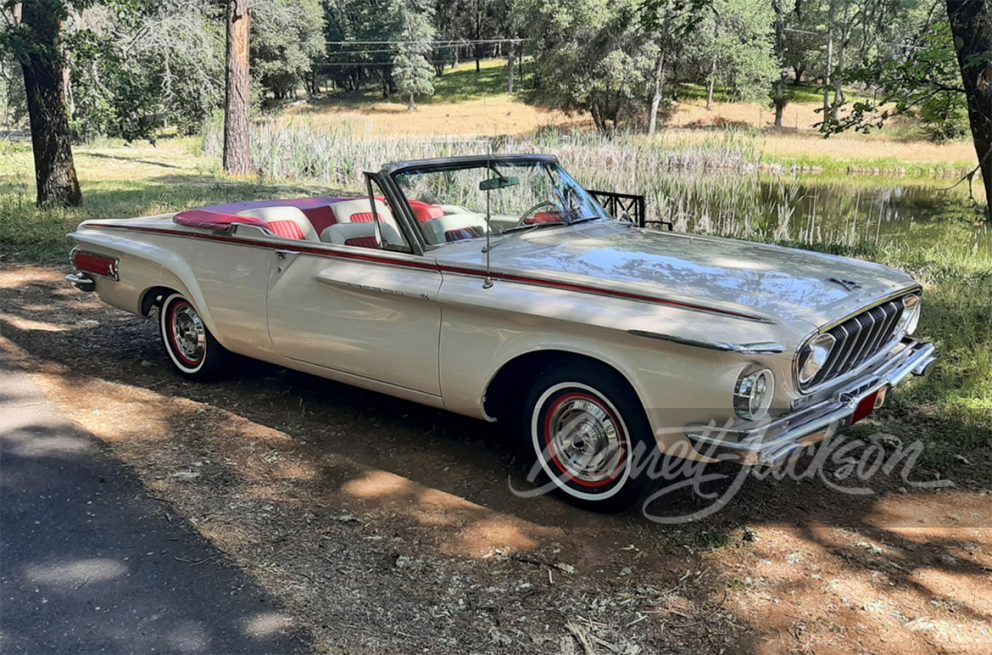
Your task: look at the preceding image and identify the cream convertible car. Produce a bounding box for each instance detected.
[67,154,936,511]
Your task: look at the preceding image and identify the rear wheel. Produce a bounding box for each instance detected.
[159,293,230,381]
[521,361,655,512]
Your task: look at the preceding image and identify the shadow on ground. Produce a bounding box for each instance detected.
[1,265,989,654]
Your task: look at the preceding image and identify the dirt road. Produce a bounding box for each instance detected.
[1,265,989,654]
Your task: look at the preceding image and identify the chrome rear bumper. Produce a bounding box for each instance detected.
[65,272,96,292]
[686,339,936,465]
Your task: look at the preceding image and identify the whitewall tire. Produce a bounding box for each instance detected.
[159,293,230,381]
[521,361,654,512]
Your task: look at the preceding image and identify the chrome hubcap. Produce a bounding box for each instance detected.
[548,397,624,483]
[172,305,205,363]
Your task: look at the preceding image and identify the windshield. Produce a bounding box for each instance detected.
[391,160,610,247]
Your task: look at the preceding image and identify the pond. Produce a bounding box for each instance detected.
[643,172,990,252]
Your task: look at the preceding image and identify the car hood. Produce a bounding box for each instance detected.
[434,221,918,332]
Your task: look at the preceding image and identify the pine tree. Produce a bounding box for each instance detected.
[392,0,435,111]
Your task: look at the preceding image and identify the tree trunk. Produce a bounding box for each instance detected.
[706,57,717,110]
[822,30,833,131]
[408,92,416,112]
[792,64,805,85]
[648,52,666,136]
[821,0,836,132]
[18,0,82,208]
[946,0,992,222]
[771,1,789,131]
[474,0,482,73]
[223,0,251,176]
[775,99,785,130]
[830,19,851,123]
[506,46,515,93]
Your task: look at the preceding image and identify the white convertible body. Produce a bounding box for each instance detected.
[67,154,937,509]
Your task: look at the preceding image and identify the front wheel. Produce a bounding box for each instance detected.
[159,293,230,381]
[521,361,655,512]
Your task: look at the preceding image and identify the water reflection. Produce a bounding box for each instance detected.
[639,172,990,250]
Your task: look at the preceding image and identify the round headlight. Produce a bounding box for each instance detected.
[734,368,774,420]
[897,294,921,336]
[798,333,836,385]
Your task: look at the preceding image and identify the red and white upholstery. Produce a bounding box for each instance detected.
[321,222,403,248]
[236,206,320,242]
[328,198,396,228]
[408,199,445,223]
[421,213,488,244]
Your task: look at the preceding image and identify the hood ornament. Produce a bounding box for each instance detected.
[828,277,862,291]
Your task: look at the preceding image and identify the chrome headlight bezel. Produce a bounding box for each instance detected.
[897,294,921,336]
[797,333,837,386]
[734,367,775,420]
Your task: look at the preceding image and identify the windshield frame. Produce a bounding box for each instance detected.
[384,155,612,251]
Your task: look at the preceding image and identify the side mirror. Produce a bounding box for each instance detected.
[479,176,519,191]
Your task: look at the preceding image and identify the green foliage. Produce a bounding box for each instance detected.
[825,19,969,143]
[687,0,778,102]
[392,0,435,108]
[513,0,655,132]
[322,0,405,94]
[252,0,326,100]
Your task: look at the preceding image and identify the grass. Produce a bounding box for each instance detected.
[313,58,524,106]
[430,59,527,103]
[0,138,344,263]
[677,82,824,104]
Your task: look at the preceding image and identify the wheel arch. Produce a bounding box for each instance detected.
[482,349,645,425]
[140,285,181,316]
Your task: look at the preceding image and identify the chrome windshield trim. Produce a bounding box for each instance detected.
[628,330,785,354]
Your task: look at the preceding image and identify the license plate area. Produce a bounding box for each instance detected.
[851,385,888,424]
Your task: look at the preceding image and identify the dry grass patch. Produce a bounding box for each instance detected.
[287,95,588,138]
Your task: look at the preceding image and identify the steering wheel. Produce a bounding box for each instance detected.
[515,201,560,227]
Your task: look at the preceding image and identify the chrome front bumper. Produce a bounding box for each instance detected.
[686,339,937,465]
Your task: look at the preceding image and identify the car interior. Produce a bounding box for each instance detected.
[174,185,537,253]
[229,197,492,249]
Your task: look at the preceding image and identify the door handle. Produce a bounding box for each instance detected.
[274,249,301,273]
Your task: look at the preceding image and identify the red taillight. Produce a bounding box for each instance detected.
[72,250,118,280]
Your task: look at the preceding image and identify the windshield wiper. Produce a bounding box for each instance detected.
[482,221,568,252]
[501,220,568,234]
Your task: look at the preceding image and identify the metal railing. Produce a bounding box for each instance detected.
[587,190,672,231]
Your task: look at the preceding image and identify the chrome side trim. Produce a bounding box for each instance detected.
[627,330,785,354]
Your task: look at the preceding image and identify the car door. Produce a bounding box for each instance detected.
[265,194,443,396]
[175,224,278,360]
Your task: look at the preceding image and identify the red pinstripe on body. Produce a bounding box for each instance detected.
[82,222,767,322]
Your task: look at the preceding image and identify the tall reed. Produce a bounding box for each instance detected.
[201,118,952,248]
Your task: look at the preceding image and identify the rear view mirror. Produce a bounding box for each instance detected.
[479,176,519,191]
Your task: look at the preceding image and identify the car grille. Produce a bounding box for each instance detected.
[806,298,905,387]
